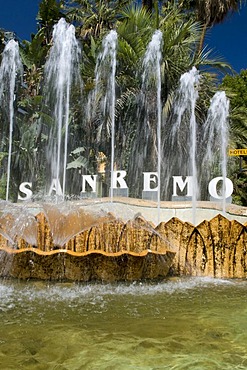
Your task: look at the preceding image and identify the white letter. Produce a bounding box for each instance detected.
[82,175,97,192]
[18,182,33,201]
[143,172,158,191]
[172,176,192,196]
[48,179,63,196]
[208,177,233,199]
[112,171,128,189]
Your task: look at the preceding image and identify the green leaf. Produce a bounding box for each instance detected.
[71,146,85,155]
[67,156,88,169]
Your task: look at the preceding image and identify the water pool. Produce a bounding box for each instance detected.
[0,277,247,369]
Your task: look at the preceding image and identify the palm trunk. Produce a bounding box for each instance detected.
[154,0,159,28]
[197,22,208,56]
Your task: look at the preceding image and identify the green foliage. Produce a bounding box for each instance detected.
[67,147,88,169]
[0,174,6,200]
[219,70,247,205]
[221,69,247,108]
[0,0,241,200]
[66,0,133,39]
[220,70,247,147]
[178,0,240,25]
[229,157,247,206]
[37,0,65,32]
[176,0,242,56]
[233,172,247,205]
[20,31,49,69]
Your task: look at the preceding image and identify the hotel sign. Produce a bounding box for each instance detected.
[229,149,247,156]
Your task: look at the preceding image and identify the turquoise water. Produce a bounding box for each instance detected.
[0,277,247,369]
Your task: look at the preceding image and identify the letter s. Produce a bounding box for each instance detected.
[18,182,33,201]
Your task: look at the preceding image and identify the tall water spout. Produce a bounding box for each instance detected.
[203,91,229,213]
[142,30,163,221]
[44,18,81,201]
[89,30,117,201]
[165,67,200,224]
[0,40,22,201]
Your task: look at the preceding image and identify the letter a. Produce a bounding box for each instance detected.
[48,179,63,196]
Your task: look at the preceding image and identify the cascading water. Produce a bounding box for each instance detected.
[141,30,163,221]
[44,18,81,201]
[0,40,23,201]
[203,91,230,213]
[88,30,117,201]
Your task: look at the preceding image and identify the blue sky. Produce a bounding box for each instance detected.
[0,0,246,73]
[0,0,39,39]
[208,4,247,73]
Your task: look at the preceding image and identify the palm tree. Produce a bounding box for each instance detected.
[114,4,227,197]
[66,0,132,39]
[2,0,234,199]
[179,0,242,55]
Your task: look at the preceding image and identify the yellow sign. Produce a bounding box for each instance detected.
[229,149,247,156]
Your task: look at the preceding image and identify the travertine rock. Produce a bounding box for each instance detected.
[0,213,246,280]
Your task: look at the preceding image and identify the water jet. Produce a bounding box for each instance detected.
[0,13,247,368]
[0,25,245,283]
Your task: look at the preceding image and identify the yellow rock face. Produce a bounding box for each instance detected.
[0,212,246,281]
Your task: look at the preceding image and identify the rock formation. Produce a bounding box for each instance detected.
[0,212,246,281]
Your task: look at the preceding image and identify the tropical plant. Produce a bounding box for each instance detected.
[37,0,65,45]
[111,3,229,196]
[219,69,247,205]
[0,0,238,200]
[178,0,243,55]
[66,0,132,39]
[220,69,247,147]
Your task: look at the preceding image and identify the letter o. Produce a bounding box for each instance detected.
[208,177,233,199]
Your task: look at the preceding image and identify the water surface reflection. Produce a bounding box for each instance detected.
[0,277,247,369]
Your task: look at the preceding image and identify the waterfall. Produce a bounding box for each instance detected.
[0,40,23,201]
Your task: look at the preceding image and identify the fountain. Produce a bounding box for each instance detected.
[162,67,201,224]
[203,90,230,213]
[87,30,118,201]
[1,15,247,370]
[141,29,163,221]
[1,277,247,368]
[43,18,82,200]
[0,23,246,283]
[0,40,23,201]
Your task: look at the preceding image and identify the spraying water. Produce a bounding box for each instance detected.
[203,91,230,213]
[89,30,117,201]
[0,40,23,201]
[163,67,200,223]
[44,18,81,201]
[142,30,163,221]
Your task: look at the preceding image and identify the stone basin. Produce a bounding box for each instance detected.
[0,198,246,281]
